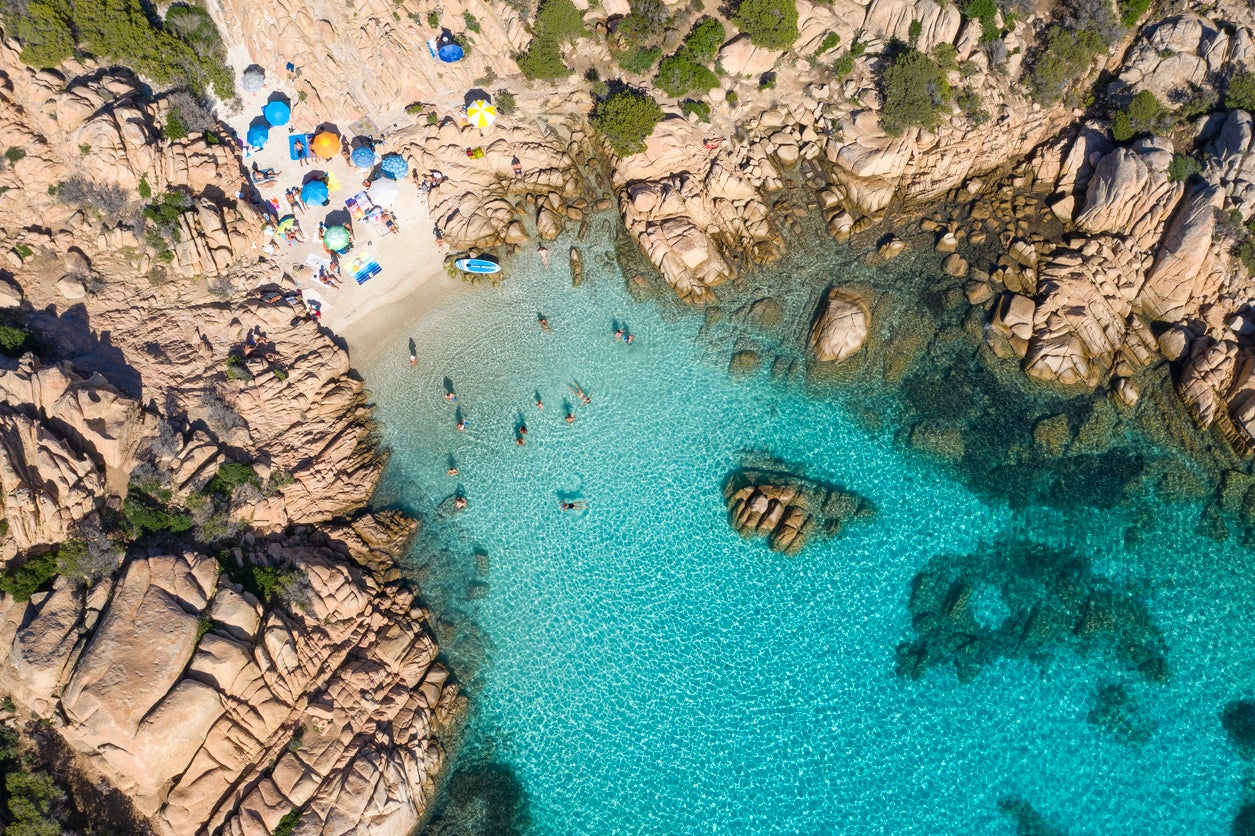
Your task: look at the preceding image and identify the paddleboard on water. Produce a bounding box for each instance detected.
[455,257,501,274]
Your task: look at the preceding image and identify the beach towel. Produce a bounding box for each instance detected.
[348,253,382,285]
[427,39,437,58]
[345,191,372,221]
[289,133,312,161]
[303,252,331,271]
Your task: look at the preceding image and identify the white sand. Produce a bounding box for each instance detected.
[222,67,466,364]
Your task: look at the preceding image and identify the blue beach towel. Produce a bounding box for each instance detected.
[288,133,312,161]
[353,259,382,285]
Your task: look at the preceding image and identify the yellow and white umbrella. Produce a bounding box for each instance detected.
[466,99,498,129]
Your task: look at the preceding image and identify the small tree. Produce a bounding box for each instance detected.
[732,0,798,51]
[879,46,951,136]
[591,87,663,156]
[1111,89,1167,141]
[1226,70,1255,113]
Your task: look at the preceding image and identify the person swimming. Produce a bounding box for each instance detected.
[537,244,549,268]
[559,501,586,511]
[569,383,591,405]
[565,412,576,424]
[539,316,551,332]
[515,435,525,446]
[614,329,622,340]
[519,424,528,435]
[535,393,544,410]
[447,466,458,476]
[444,391,457,403]
[454,495,467,510]
[456,419,468,432]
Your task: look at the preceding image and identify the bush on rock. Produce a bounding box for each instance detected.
[591,87,663,156]
[879,45,951,136]
[731,0,798,51]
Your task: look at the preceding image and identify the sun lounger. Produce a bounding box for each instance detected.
[289,133,312,161]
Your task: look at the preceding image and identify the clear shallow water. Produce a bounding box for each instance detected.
[367,225,1255,834]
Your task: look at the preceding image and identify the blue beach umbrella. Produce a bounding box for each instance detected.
[246,122,270,148]
[350,145,376,169]
[438,43,464,63]
[301,179,329,205]
[379,153,408,179]
[263,99,291,127]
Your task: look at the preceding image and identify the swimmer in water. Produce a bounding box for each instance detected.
[538,316,551,332]
[519,424,528,435]
[447,466,458,476]
[444,391,457,403]
[456,419,468,432]
[535,394,544,410]
[626,333,634,344]
[454,495,467,510]
[565,412,575,424]
[614,329,622,340]
[559,501,586,511]
[537,244,549,268]
[515,435,525,446]
[569,383,591,405]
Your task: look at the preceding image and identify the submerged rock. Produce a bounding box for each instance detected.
[723,466,874,555]
[809,288,870,363]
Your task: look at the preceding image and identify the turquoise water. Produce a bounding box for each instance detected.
[368,224,1255,834]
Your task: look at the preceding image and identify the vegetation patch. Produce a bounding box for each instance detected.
[731,0,798,51]
[3,0,234,98]
[119,482,193,539]
[1025,0,1119,104]
[1226,69,1255,113]
[516,0,585,80]
[205,462,259,496]
[0,541,86,603]
[680,99,712,121]
[0,324,34,358]
[655,18,724,98]
[1110,89,1167,141]
[591,86,663,156]
[878,44,951,136]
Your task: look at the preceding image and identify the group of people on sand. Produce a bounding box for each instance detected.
[434,312,595,514]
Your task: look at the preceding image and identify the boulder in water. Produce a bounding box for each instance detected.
[809,288,870,363]
[723,465,874,555]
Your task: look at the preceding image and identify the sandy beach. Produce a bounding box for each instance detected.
[223,65,466,364]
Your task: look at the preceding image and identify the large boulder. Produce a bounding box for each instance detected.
[809,288,870,363]
[723,466,874,555]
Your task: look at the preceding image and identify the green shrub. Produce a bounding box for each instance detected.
[908,18,922,43]
[879,45,951,136]
[463,11,480,32]
[0,552,59,602]
[4,147,26,164]
[849,38,865,58]
[732,0,798,51]
[206,461,258,495]
[517,0,584,80]
[1111,89,1167,141]
[680,99,712,121]
[426,10,439,27]
[0,520,7,538]
[491,90,514,117]
[833,50,855,79]
[1227,70,1255,113]
[1167,153,1201,182]
[683,16,725,62]
[272,807,304,836]
[615,45,662,73]
[1026,23,1105,104]
[4,0,234,97]
[726,89,739,106]
[144,189,192,246]
[956,86,990,124]
[615,0,672,44]
[1117,0,1150,26]
[815,32,840,56]
[0,324,32,357]
[656,52,719,96]
[225,354,252,381]
[1238,236,1255,276]
[5,769,67,834]
[137,174,152,199]
[164,109,188,141]
[591,86,664,156]
[932,42,958,70]
[962,0,1000,41]
[122,484,193,537]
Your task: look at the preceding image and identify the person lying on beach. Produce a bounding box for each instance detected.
[295,139,309,166]
[317,266,340,288]
[559,501,586,511]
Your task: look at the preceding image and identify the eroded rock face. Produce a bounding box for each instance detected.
[809,288,870,363]
[0,526,461,836]
[723,467,874,555]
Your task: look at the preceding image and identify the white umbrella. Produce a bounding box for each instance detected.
[368,178,400,207]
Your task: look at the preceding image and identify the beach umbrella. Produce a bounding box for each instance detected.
[262,99,291,127]
[368,178,399,207]
[301,179,329,205]
[276,214,296,233]
[350,145,376,169]
[323,224,350,250]
[310,131,341,159]
[246,123,270,148]
[438,43,464,63]
[242,65,265,92]
[466,99,497,129]
[379,153,408,179]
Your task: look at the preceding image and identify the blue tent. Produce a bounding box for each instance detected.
[246,123,270,148]
[263,99,291,127]
[301,179,329,205]
[379,153,408,179]
[438,43,464,63]
[350,145,376,169]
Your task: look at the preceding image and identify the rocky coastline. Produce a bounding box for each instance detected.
[4,0,1255,830]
